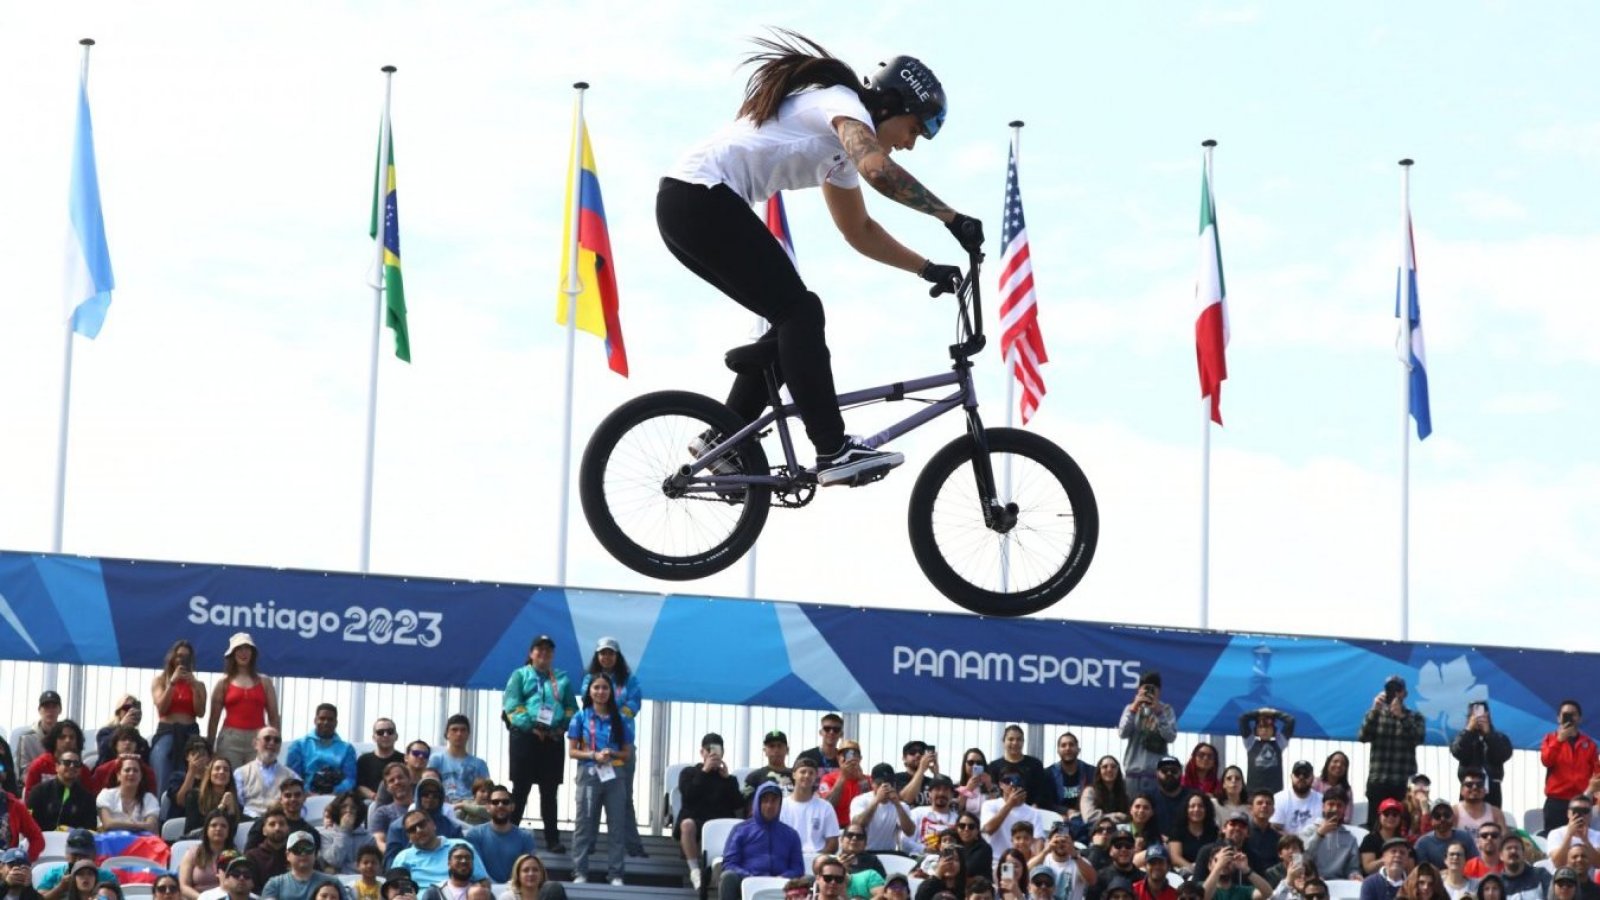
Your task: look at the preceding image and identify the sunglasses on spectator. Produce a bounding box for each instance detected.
[154,887,180,895]
[821,726,842,733]
[226,872,253,881]
[260,736,282,743]
[1032,879,1054,887]
[1463,781,1484,789]
[489,798,512,806]
[375,729,397,737]
[1431,809,1451,819]
[409,749,430,758]
[406,822,430,833]
[59,758,82,767]
[956,823,977,830]
[841,832,865,840]
[288,845,315,855]
[1381,810,1401,817]
[821,874,845,884]
[1479,832,1500,839]
[119,702,142,713]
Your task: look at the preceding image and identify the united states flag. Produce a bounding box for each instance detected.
[998,145,1047,424]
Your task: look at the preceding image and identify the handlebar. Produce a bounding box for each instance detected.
[940,250,985,360]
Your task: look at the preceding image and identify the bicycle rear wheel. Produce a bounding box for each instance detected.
[907,427,1098,616]
[579,390,771,581]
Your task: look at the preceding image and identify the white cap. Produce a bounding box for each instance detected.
[596,636,621,653]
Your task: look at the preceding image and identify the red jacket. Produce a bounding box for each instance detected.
[1135,877,1178,900]
[2,791,45,861]
[1540,732,1600,800]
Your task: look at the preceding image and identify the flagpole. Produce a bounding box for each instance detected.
[556,82,588,587]
[359,65,396,574]
[998,120,1025,595]
[52,38,100,558]
[1198,139,1217,630]
[1397,158,1414,641]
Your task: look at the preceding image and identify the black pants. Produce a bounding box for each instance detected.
[656,178,846,454]
[1365,782,1407,830]
[1543,796,1570,837]
[509,728,566,844]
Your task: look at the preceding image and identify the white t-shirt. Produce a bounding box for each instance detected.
[850,792,908,852]
[1038,854,1089,900]
[781,794,842,853]
[196,890,259,900]
[667,85,873,204]
[96,788,160,822]
[979,797,1043,858]
[1271,788,1323,832]
[909,805,961,854]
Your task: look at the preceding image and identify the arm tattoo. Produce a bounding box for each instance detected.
[836,118,953,218]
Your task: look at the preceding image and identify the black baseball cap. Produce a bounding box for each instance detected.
[903,740,928,755]
[1158,756,1182,769]
[1292,760,1315,775]
[531,634,555,649]
[764,730,787,745]
[39,690,62,708]
[871,763,896,782]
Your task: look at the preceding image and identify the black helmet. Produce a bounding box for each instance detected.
[865,55,947,138]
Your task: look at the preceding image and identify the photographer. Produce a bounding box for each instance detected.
[676,733,743,891]
[1357,677,1424,830]
[1119,674,1177,798]
[1540,701,1600,837]
[850,764,914,851]
[1449,702,1512,809]
[1202,844,1270,900]
[1028,820,1094,900]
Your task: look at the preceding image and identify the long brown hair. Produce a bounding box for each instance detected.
[737,30,875,126]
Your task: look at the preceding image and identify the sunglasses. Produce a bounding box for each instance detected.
[59,758,83,767]
[821,874,846,884]
[1381,810,1402,817]
[375,729,397,737]
[288,845,315,855]
[1479,832,1501,839]
[1431,809,1451,819]
[260,736,282,744]
[841,832,865,840]
[1463,781,1484,788]
[956,823,977,830]
[226,871,253,881]
[405,822,430,833]
[408,749,430,758]
[1032,879,1054,887]
[821,726,842,733]
[489,799,513,806]
[155,887,180,895]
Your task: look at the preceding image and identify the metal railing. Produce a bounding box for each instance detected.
[0,659,1555,833]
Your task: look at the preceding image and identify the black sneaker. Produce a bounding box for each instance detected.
[816,437,904,487]
[687,429,741,476]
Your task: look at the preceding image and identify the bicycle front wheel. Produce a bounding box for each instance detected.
[907,427,1098,617]
[579,390,771,581]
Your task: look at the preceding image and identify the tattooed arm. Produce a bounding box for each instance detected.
[834,117,956,222]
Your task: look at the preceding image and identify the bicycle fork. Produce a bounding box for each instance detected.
[957,366,1019,533]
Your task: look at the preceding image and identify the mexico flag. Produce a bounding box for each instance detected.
[1195,161,1229,425]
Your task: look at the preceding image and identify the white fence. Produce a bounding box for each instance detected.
[0,659,1556,832]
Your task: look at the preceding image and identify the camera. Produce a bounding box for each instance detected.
[1563,712,1577,726]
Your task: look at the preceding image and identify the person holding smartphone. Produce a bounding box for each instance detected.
[676,733,743,890]
[1540,701,1600,837]
[1119,674,1177,798]
[1449,702,1512,809]
[1357,676,1424,831]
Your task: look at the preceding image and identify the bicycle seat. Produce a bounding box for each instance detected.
[724,341,778,374]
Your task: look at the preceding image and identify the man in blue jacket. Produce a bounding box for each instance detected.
[285,704,357,796]
[718,782,804,900]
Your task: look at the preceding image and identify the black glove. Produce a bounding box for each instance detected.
[946,213,984,254]
[920,260,962,297]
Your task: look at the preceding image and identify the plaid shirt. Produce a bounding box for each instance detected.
[1358,706,1425,787]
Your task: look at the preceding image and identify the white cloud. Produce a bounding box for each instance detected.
[1455,190,1528,222]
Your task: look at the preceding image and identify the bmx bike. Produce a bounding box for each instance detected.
[577,250,1097,617]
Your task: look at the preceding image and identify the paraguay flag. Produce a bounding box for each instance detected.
[556,115,628,377]
[1397,208,1432,440]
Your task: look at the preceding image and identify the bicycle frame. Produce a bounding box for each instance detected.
[678,251,1003,512]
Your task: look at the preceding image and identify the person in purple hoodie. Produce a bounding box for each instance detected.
[718,782,804,900]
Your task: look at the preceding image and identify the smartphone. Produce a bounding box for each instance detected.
[971,764,984,776]
[708,745,723,756]
[1469,702,1487,716]
[1002,862,1017,881]
[1292,852,1304,869]
[926,745,936,754]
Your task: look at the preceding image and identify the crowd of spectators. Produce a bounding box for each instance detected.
[2,639,1598,900]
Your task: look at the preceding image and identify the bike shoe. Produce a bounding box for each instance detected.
[687,428,742,476]
[815,437,904,487]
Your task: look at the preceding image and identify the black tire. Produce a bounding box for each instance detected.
[579,390,770,581]
[907,427,1098,616]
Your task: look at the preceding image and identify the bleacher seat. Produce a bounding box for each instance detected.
[37,831,69,859]
[879,855,914,878]
[303,794,334,822]
[1536,858,1556,873]
[701,817,741,882]
[664,762,689,826]
[234,821,252,850]
[731,766,755,786]
[170,839,201,873]
[123,886,152,899]
[353,742,376,756]
[8,726,29,755]
[1523,808,1544,836]
[1327,880,1363,900]
[1036,808,1063,835]
[1351,801,1368,824]
[1347,824,1369,844]
[161,818,186,842]
[742,875,789,900]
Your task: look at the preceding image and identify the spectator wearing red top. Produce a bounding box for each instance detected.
[820,741,870,827]
[1540,700,1600,836]
[0,788,46,862]
[1460,822,1504,879]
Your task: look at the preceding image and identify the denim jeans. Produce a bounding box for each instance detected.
[573,767,628,881]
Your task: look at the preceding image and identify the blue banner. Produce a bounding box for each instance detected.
[0,550,1577,748]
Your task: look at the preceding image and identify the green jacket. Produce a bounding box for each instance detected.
[503,665,576,734]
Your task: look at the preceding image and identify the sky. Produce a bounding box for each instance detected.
[1,1,1596,655]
